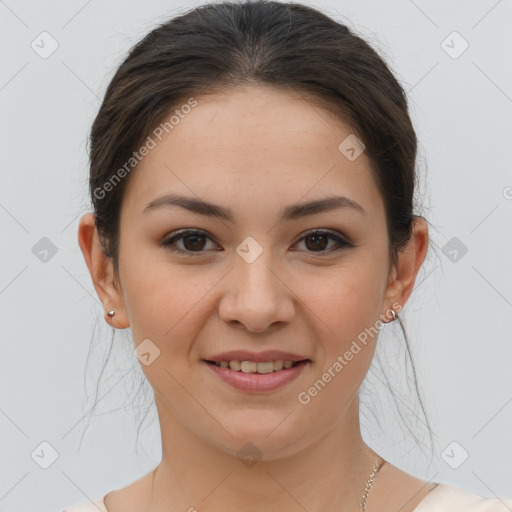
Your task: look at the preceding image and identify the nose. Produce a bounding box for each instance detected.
[218,250,295,333]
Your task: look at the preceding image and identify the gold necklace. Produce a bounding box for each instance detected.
[360,458,386,512]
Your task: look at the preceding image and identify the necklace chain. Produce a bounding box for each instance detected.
[360,458,385,512]
[149,458,385,511]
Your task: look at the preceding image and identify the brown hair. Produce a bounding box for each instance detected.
[83,0,436,460]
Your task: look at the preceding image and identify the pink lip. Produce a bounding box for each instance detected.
[205,350,310,363]
[204,360,310,392]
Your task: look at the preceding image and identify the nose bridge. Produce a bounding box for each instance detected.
[218,237,294,331]
[234,237,281,302]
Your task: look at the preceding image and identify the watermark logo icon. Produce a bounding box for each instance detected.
[31,31,59,59]
[441,31,469,59]
[441,441,469,469]
[236,236,263,264]
[442,236,468,263]
[236,441,262,468]
[134,338,161,366]
[32,237,58,263]
[31,441,59,469]
[338,134,365,161]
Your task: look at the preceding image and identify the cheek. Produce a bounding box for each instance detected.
[294,262,386,415]
[296,257,386,348]
[119,246,214,348]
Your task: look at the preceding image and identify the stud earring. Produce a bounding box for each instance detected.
[107,310,116,318]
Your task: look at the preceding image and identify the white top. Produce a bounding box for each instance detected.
[59,483,512,511]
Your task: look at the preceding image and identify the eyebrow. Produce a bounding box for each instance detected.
[143,193,367,222]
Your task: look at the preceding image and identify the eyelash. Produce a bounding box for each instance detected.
[160,228,353,256]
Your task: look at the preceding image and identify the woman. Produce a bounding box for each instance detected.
[66,1,511,511]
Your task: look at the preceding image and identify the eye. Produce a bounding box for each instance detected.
[160,228,352,256]
[293,229,353,253]
[160,229,219,255]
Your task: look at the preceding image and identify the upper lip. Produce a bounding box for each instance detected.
[204,350,311,363]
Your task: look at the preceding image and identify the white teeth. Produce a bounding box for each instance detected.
[256,361,274,374]
[229,360,241,371]
[241,361,258,373]
[214,359,301,373]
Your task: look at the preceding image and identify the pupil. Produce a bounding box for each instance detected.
[306,234,327,251]
[184,234,205,251]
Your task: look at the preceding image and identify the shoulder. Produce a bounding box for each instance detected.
[58,495,108,512]
[414,483,512,511]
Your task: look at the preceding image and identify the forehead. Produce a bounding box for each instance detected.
[121,85,384,223]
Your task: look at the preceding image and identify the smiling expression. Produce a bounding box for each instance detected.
[107,85,397,457]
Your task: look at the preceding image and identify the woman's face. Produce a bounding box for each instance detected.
[97,86,413,458]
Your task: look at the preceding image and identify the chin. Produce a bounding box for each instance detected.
[211,417,308,462]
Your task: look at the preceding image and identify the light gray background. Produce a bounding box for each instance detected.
[1,1,511,511]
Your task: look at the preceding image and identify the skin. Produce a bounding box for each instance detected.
[78,85,433,512]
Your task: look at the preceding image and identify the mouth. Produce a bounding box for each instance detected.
[202,358,312,392]
[204,359,311,374]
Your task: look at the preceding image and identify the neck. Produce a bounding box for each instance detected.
[148,393,381,512]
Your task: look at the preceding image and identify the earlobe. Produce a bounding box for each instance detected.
[77,213,130,329]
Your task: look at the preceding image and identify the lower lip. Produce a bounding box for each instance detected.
[204,360,310,392]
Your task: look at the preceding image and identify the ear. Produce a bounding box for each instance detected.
[77,213,130,329]
[381,216,429,320]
